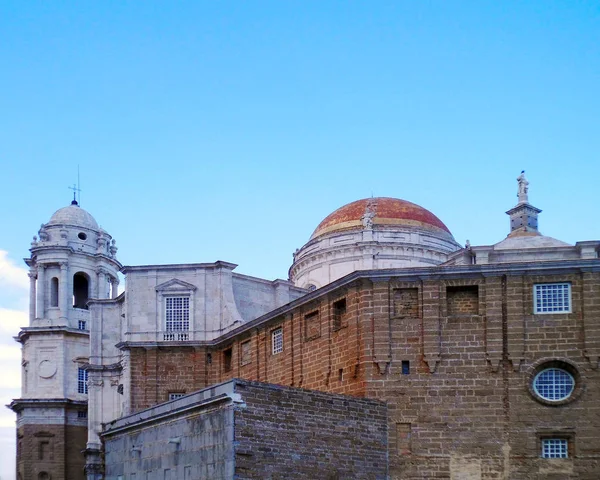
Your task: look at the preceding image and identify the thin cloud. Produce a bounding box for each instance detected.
[0,251,28,291]
[0,308,27,336]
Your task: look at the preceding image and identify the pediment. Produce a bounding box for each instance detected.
[155,278,197,292]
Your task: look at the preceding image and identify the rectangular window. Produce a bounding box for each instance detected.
[168,393,185,401]
[77,410,87,418]
[165,297,190,331]
[240,340,251,366]
[542,438,568,458]
[401,360,410,375]
[223,347,232,372]
[534,283,571,313]
[78,320,87,330]
[333,298,347,329]
[272,327,283,355]
[78,368,88,394]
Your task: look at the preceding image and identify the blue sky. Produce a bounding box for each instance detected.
[0,2,599,478]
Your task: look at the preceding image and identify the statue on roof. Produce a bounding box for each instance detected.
[517,170,529,204]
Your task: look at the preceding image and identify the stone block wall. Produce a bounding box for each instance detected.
[124,267,600,479]
[103,379,387,480]
[17,422,86,480]
[234,380,388,479]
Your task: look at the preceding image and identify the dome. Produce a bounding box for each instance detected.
[311,197,453,240]
[47,203,99,230]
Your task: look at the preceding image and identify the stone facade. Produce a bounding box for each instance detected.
[102,379,388,480]
[11,175,600,479]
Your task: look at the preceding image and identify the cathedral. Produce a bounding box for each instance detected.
[9,174,600,479]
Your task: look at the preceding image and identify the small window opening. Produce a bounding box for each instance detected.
[77,411,87,418]
[78,232,87,240]
[272,327,283,355]
[73,272,89,309]
[50,277,59,307]
[223,347,232,372]
[401,360,410,375]
[78,320,86,330]
[338,368,343,382]
[168,392,185,401]
[333,298,347,329]
[206,353,212,365]
[541,438,569,458]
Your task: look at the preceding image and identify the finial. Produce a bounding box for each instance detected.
[68,183,81,206]
[516,170,529,204]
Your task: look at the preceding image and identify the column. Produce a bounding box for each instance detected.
[28,271,36,323]
[60,262,68,320]
[111,277,119,299]
[97,268,106,299]
[36,264,45,319]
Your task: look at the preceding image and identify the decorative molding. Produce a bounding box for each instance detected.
[155,278,198,292]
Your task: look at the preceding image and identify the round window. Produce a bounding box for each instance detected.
[78,232,87,240]
[533,368,575,402]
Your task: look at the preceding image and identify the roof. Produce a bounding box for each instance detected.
[310,197,452,240]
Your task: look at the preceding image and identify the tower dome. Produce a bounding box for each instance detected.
[47,202,99,230]
[289,197,461,289]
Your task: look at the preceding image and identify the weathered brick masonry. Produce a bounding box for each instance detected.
[125,265,600,479]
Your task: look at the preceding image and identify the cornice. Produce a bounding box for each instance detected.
[8,398,87,412]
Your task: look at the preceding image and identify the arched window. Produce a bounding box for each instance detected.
[73,273,89,309]
[50,277,59,307]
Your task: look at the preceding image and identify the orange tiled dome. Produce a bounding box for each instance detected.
[310,197,451,240]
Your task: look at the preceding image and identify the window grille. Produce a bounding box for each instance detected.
[542,438,568,458]
[78,368,88,394]
[168,393,185,401]
[78,320,87,330]
[77,410,87,418]
[534,283,571,313]
[272,327,283,355]
[165,297,190,331]
[533,368,575,401]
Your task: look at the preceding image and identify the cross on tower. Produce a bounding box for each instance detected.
[68,183,81,205]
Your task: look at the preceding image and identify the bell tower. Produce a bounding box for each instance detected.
[9,199,121,480]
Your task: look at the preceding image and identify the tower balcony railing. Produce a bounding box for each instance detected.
[124,324,240,343]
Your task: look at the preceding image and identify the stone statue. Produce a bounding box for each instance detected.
[517,170,529,203]
[361,209,375,229]
[361,201,376,229]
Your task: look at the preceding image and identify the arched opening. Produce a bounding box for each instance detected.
[73,272,89,309]
[50,277,59,307]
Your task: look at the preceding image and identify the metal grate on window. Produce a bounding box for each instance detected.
[78,320,87,330]
[78,368,88,394]
[542,438,568,458]
[533,368,575,401]
[168,393,185,401]
[272,327,283,355]
[166,297,190,331]
[534,283,571,313]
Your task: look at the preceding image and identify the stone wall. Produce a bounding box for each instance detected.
[17,421,87,480]
[103,379,387,480]
[125,266,600,479]
[234,380,387,479]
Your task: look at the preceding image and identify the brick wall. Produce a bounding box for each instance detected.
[127,269,600,479]
[129,346,208,411]
[234,380,388,479]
